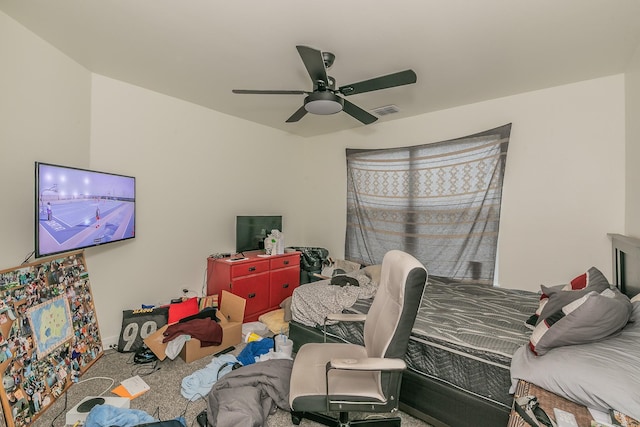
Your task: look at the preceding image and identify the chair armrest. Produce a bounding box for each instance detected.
[321,313,367,343]
[330,357,406,371]
[325,313,367,323]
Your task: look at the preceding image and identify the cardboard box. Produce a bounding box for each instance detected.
[144,290,246,363]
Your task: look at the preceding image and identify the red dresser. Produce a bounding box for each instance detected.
[207,251,300,322]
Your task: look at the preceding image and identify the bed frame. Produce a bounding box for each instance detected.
[609,233,640,298]
[289,234,640,427]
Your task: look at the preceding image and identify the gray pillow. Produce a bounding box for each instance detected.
[570,266,610,289]
[537,280,610,324]
[529,287,632,356]
[530,267,611,327]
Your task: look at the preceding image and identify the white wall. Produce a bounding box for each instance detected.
[88,75,310,343]
[0,11,91,264]
[626,43,640,237]
[304,76,626,292]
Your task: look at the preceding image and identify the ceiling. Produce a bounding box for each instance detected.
[2,1,640,138]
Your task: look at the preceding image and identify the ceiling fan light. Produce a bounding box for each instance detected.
[304,92,344,115]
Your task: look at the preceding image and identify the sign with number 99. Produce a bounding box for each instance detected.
[117,307,169,352]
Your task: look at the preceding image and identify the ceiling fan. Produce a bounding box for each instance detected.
[232,45,417,125]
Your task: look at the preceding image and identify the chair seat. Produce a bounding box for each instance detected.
[290,342,386,412]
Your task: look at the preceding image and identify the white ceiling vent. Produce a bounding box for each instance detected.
[371,104,400,116]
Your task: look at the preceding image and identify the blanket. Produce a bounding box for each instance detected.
[205,359,293,427]
[291,271,376,327]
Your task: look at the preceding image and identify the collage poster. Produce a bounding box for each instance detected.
[0,251,102,427]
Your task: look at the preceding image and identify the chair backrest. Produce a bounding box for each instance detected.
[363,250,428,359]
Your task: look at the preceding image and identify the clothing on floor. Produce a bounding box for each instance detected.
[84,404,156,427]
[181,354,239,401]
[236,338,274,366]
[205,358,294,427]
[163,318,223,347]
[179,307,218,323]
[165,334,190,360]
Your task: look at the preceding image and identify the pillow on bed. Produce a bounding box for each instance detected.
[568,266,609,289]
[528,286,632,356]
[280,296,292,322]
[361,264,382,285]
[525,267,610,329]
[537,280,611,324]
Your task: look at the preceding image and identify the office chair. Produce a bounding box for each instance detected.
[289,250,428,426]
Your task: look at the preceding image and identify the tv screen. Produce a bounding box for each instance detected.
[35,162,136,258]
[235,215,282,253]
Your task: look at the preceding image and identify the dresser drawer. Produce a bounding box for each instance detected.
[207,252,301,323]
[231,272,269,316]
[270,253,300,270]
[269,267,300,306]
[230,260,269,278]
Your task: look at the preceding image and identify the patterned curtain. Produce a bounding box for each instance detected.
[345,124,511,284]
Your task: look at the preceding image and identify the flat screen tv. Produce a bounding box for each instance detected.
[235,215,282,253]
[35,162,136,258]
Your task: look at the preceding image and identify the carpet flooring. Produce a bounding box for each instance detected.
[30,343,433,427]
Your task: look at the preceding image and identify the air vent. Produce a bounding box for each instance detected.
[371,104,400,116]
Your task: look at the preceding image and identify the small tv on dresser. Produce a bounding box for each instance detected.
[235,215,282,253]
[35,162,136,258]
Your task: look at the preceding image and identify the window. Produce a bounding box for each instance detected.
[345,124,511,283]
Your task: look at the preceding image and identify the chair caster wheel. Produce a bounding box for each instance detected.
[291,412,302,425]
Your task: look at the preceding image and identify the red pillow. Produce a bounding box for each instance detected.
[168,297,199,324]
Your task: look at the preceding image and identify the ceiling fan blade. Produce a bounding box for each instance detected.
[339,69,417,96]
[296,45,329,90]
[342,99,378,125]
[232,89,308,95]
[286,105,308,123]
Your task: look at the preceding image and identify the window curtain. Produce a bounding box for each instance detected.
[345,124,511,284]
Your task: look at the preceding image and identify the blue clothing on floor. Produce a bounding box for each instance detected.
[237,338,275,366]
[181,353,239,401]
[84,404,157,427]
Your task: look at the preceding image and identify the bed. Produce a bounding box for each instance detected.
[288,234,640,427]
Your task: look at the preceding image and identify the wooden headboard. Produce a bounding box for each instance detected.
[609,233,640,298]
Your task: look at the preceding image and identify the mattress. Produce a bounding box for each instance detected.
[307,277,539,408]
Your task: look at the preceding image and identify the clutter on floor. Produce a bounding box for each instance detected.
[257,308,288,334]
[84,404,187,427]
[181,353,240,401]
[82,283,298,427]
[142,291,246,363]
[205,358,294,427]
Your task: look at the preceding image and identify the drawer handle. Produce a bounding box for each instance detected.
[248,293,256,299]
[282,283,289,289]
[283,260,289,265]
[248,266,256,272]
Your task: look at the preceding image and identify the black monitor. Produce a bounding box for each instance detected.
[235,215,282,253]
